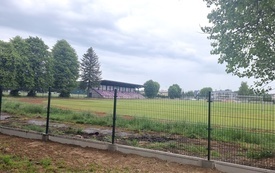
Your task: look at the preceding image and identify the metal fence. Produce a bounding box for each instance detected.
[0,88,274,170]
[211,97,275,169]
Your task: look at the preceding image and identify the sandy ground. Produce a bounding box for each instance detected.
[0,133,222,173]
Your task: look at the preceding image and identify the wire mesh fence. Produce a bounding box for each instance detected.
[0,89,274,170]
[211,96,275,169]
[114,98,209,159]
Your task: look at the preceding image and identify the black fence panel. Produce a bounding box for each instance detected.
[115,98,209,159]
[211,94,275,169]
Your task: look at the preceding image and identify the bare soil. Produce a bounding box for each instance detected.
[0,133,221,173]
[19,97,46,104]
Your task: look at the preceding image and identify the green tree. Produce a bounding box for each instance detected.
[202,0,275,92]
[263,94,272,102]
[78,81,88,91]
[238,82,254,95]
[25,36,53,96]
[10,36,33,96]
[0,40,17,89]
[199,87,212,98]
[52,40,79,97]
[168,84,182,99]
[80,47,102,97]
[184,91,194,98]
[144,80,160,98]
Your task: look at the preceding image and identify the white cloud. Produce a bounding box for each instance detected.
[0,0,253,91]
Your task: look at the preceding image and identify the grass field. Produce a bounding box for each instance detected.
[47,98,275,131]
[2,96,274,131]
[1,96,275,167]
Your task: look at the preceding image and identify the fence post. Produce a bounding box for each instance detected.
[207,91,212,160]
[45,87,51,134]
[0,86,2,119]
[112,89,117,144]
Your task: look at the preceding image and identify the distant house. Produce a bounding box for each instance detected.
[158,90,168,97]
[212,89,237,101]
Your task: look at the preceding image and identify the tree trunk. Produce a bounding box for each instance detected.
[87,86,91,98]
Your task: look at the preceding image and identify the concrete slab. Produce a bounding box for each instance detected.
[0,115,10,120]
[115,144,203,167]
[0,126,43,140]
[215,161,275,173]
[201,160,215,168]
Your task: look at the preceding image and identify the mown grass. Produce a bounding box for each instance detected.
[47,98,275,130]
[5,97,275,130]
[2,99,275,143]
[1,98,275,160]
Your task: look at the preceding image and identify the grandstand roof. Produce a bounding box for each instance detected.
[101,80,144,88]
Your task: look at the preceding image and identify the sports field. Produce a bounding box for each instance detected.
[2,97,275,170]
[49,98,275,131]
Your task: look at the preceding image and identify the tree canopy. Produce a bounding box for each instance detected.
[80,47,102,97]
[184,91,195,98]
[199,87,213,98]
[144,80,160,98]
[2,36,54,96]
[0,40,17,89]
[52,39,79,97]
[168,84,182,99]
[25,36,53,96]
[202,0,275,92]
[0,36,106,97]
[238,81,254,95]
[8,36,35,96]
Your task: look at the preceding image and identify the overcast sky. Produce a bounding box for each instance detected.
[0,0,253,91]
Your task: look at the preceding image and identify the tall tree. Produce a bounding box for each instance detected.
[52,40,79,97]
[202,0,275,92]
[25,36,53,96]
[0,40,17,89]
[80,47,102,97]
[238,82,254,95]
[144,80,160,98]
[10,36,33,96]
[199,87,212,98]
[168,84,182,99]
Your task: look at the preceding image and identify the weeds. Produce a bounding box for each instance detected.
[247,149,274,159]
[22,124,45,132]
[0,154,37,172]
[40,157,52,168]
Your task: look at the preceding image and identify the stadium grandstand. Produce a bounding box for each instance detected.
[90,80,144,99]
